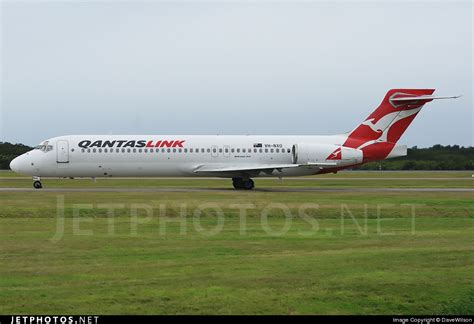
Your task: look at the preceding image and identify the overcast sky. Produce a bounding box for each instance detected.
[1,0,472,147]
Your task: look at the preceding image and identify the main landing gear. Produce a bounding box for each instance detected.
[33,177,42,189]
[232,177,255,190]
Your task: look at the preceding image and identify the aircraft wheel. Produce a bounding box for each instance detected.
[33,181,43,189]
[242,179,255,190]
[232,178,244,190]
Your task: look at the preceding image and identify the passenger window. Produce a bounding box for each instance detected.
[104,149,108,153]
[122,148,125,153]
[144,149,147,153]
[133,149,136,153]
[237,148,240,153]
[87,149,91,153]
[242,149,246,153]
[276,148,279,153]
[212,148,216,153]
[184,148,188,153]
[127,149,131,153]
[219,148,222,153]
[173,148,176,153]
[265,149,268,153]
[138,149,142,153]
[93,149,97,153]
[270,148,274,153]
[190,148,193,153]
[225,148,228,153]
[287,148,291,153]
[253,148,257,153]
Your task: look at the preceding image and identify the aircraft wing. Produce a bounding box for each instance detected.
[193,162,338,174]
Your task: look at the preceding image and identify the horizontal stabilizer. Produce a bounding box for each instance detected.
[390,95,461,102]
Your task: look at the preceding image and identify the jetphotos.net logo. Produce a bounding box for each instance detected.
[78,139,186,149]
[9,316,99,324]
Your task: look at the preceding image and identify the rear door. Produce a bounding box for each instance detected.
[56,140,69,163]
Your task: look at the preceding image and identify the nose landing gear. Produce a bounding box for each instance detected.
[32,177,42,189]
[232,177,255,190]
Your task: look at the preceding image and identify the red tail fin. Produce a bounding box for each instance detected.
[343,89,435,161]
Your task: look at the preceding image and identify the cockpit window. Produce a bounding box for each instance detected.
[34,141,53,152]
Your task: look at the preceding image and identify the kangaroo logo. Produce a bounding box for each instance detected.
[357,107,422,150]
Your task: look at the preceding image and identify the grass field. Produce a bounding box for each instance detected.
[0,171,473,314]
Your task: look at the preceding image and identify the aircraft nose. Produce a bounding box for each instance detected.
[10,154,28,174]
[10,156,20,173]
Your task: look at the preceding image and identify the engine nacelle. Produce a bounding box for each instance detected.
[292,143,363,167]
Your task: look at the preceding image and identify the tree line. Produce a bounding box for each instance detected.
[0,142,33,170]
[354,145,474,170]
[0,142,473,170]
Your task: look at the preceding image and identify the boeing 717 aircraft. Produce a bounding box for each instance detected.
[10,89,459,190]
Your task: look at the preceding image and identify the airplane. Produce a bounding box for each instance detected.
[9,89,459,190]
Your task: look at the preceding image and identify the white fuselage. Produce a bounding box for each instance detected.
[11,134,349,178]
[9,89,454,187]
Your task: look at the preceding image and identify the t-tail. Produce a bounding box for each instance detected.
[342,89,460,162]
